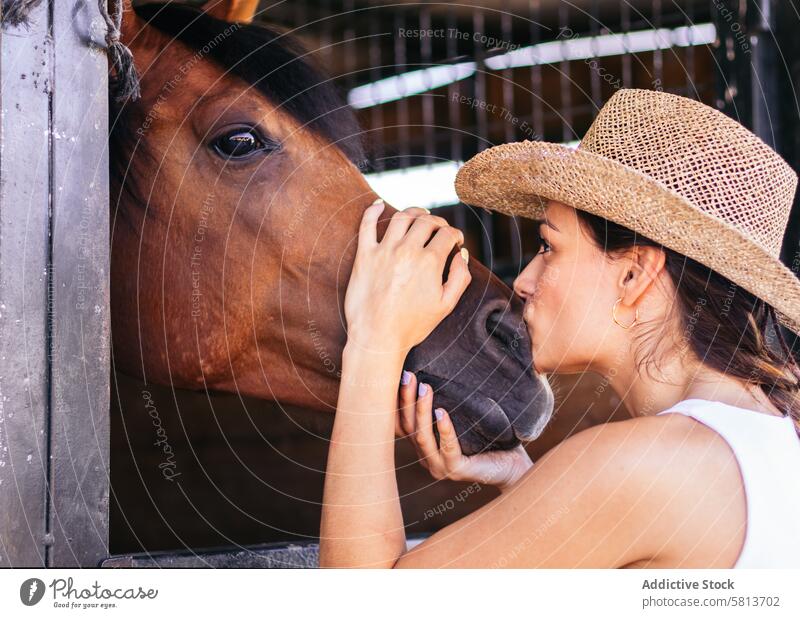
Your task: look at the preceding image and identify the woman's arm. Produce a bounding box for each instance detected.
[317,344,407,568]
[319,200,471,568]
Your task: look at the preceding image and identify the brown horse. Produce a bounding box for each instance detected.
[110,0,553,457]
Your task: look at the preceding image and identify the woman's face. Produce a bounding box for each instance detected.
[512,200,624,375]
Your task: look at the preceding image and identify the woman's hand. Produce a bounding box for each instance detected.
[344,199,472,354]
[396,370,534,491]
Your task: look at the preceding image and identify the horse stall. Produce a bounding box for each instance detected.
[2,0,799,568]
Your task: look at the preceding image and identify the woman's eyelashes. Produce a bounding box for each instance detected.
[536,237,551,256]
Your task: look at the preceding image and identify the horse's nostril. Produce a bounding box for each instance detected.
[485,308,529,370]
[485,308,501,334]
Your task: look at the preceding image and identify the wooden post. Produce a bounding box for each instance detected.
[0,0,110,567]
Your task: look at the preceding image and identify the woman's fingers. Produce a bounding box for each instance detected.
[403,213,449,246]
[433,408,465,472]
[403,376,465,480]
[426,224,464,260]
[383,207,428,243]
[357,198,385,250]
[402,206,430,217]
[426,226,471,311]
[413,382,441,468]
[397,372,432,468]
[413,390,464,480]
[398,370,417,436]
[441,247,472,310]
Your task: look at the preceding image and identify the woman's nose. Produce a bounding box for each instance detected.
[512,271,536,300]
[511,256,542,300]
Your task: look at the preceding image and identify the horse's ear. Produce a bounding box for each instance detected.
[200,0,260,23]
[119,0,147,48]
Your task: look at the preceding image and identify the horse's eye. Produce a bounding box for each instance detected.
[211,129,278,159]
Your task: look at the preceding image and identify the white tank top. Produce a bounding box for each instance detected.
[655,398,800,568]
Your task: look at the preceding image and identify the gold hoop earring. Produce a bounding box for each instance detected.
[612,297,639,329]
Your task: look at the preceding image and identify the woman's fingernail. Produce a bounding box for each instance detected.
[418,382,427,397]
[370,198,384,208]
[460,247,469,263]
[434,408,444,421]
[421,207,431,214]
[401,370,412,385]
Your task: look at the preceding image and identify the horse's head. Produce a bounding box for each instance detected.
[111,0,553,455]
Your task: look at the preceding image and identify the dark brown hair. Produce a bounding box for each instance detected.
[574,209,800,434]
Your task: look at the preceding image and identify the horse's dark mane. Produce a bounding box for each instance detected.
[118,1,364,164]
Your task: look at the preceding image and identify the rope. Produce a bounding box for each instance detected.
[100,0,141,101]
[1,0,140,101]
[1,0,45,27]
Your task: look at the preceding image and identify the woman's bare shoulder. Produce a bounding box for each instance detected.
[549,411,703,464]
[558,411,733,480]
[522,412,710,519]
[625,411,746,566]
[531,412,736,526]
[486,412,714,567]
[541,411,745,567]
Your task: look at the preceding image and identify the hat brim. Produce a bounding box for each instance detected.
[455,140,800,336]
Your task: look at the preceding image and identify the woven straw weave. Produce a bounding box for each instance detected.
[455,89,800,335]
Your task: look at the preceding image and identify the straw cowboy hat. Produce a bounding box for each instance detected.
[455,88,800,335]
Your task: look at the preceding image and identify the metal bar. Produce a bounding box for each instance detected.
[652,0,663,87]
[395,7,410,168]
[685,0,696,95]
[369,4,385,172]
[589,0,602,111]
[420,4,435,165]
[472,7,493,263]
[0,0,51,568]
[717,0,752,123]
[748,0,779,148]
[530,0,543,142]
[501,0,522,267]
[343,0,356,92]
[501,2,514,144]
[507,0,546,271]
[448,7,466,231]
[103,534,432,568]
[621,0,632,87]
[47,0,111,567]
[558,3,574,141]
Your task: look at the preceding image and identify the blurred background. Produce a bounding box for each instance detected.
[113,0,800,556]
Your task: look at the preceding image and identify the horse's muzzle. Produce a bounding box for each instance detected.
[404,258,555,455]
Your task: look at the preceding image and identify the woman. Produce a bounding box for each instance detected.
[319,89,800,568]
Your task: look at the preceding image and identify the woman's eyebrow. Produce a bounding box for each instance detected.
[539,220,560,233]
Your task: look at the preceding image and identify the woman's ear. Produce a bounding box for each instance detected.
[617,245,666,307]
